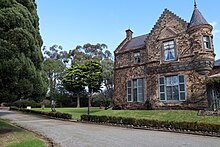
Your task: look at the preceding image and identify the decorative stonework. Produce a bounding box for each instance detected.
[113,7,216,110]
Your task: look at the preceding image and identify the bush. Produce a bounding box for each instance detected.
[40,99,51,107]
[9,106,72,120]
[122,117,136,125]
[80,114,220,133]
[9,106,20,111]
[12,100,40,108]
[92,97,112,108]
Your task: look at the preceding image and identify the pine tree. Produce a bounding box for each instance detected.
[0,0,47,103]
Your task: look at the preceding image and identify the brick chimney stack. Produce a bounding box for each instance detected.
[126,29,133,40]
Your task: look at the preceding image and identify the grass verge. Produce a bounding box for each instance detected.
[0,119,46,147]
[33,107,103,120]
[33,108,220,125]
[93,109,220,125]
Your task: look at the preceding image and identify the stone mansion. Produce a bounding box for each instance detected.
[113,3,220,110]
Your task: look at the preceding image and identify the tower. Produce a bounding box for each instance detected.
[187,1,215,75]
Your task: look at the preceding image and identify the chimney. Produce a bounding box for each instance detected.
[126,29,133,40]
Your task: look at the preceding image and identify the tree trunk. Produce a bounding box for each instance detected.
[77,94,80,108]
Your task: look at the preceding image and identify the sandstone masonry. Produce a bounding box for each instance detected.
[113,4,219,110]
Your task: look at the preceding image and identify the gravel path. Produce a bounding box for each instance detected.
[1,108,220,147]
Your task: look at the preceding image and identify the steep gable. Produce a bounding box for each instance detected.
[147,9,188,41]
[146,9,188,62]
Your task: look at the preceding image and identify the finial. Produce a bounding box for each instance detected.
[194,0,197,9]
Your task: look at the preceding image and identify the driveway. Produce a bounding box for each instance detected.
[0,108,220,147]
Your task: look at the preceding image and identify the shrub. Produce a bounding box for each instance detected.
[9,106,72,120]
[40,99,51,107]
[9,106,20,111]
[80,115,220,133]
[81,114,90,121]
[12,100,39,108]
[122,117,136,125]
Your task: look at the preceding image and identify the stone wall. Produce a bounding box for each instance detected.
[113,9,215,110]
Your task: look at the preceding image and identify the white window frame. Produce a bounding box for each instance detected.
[127,78,144,102]
[163,40,176,61]
[134,52,141,64]
[127,80,132,102]
[159,75,186,102]
[203,35,211,49]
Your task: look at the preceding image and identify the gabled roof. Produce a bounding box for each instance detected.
[214,59,220,67]
[188,7,209,28]
[123,34,148,50]
[147,9,188,38]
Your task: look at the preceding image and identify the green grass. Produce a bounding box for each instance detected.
[94,109,220,125]
[0,120,46,147]
[33,107,104,120]
[33,107,220,125]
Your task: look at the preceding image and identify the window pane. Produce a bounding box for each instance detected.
[180,84,185,91]
[164,40,175,61]
[203,36,209,42]
[166,86,172,100]
[165,49,175,60]
[133,80,137,88]
[179,75,184,83]
[160,86,165,92]
[180,92,186,101]
[138,93,144,102]
[134,52,141,64]
[138,79,143,87]
[160,77,164,84]
[134,52,140,57]
[173,85,179,100]
[133,89,137,102]
[166,76,178,86]
[128,95,132,101]
[128,88,131,94]
[203,36,211,49]
[172,76,179,85]
[160,93,165,101]
[127,81,131,87]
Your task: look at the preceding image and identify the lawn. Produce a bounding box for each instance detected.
[33,107,104,120]
[33,107,220,125]
[0,120,46,147]
[94,109,220,125]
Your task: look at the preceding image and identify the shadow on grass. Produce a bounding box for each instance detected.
[0,120,22,133]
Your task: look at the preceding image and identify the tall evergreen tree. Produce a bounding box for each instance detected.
[0,0,47,103]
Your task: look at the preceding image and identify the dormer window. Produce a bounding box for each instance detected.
[134,52,140,64]
[203,35,211,49]
[163,40,176,61]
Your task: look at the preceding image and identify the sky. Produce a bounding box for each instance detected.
[36,0,220,59]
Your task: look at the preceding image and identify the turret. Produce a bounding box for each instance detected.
[187,1,214,75]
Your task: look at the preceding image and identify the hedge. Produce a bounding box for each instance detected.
[9,106,72,120]
[81,115,220,133]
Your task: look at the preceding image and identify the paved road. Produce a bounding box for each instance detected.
[0,108,220,147]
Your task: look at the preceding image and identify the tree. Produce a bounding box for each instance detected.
[101,58,114,99]
[0,0,47,103]
[69,43,114,99]
[69,43,108,64]
[42,45,68,99]
[62,60,103,107]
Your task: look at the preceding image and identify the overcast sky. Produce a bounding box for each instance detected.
[36,0,220,59]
